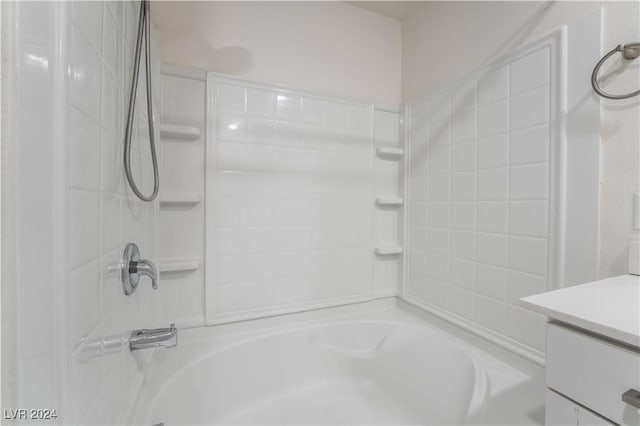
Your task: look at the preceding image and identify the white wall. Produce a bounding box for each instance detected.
[404,33,564,360]
[2,1,61,412]
[373,109,403,298]
[153,0,638,278]
[2,1,161,423]
[158,70,207,328]
[402,1,640,279]
[157,69,403,327]
[64,2,161,423]
[206,76,375,323]
[152,1,402,106]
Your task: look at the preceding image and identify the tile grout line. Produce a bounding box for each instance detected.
[505,62,512,333]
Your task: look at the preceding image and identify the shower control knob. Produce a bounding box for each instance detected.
[122,243,157,295]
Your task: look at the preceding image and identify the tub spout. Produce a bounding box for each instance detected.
[130,324,177,351]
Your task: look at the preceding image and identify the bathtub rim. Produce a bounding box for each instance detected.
[158,297,543,379]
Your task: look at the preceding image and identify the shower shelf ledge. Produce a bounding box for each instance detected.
[376,197,403,207]
[160,258,201,273]
[374,247,403,256]
[160,123,201,140]
[159,192,201,206]
[376,147,404,158]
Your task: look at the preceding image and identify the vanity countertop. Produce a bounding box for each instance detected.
[521,274,640,348]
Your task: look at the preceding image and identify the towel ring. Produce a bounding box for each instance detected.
[591,42,640,100]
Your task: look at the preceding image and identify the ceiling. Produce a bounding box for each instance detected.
[347,1,420,22]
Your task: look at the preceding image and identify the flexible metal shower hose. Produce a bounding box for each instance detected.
[124,0,159,202]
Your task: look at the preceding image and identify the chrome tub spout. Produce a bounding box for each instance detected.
[130,324,177,351]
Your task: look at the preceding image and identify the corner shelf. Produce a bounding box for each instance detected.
[160,124,201,141]
[159,192,201,207]
[160,258,201,273]
[376,197,403,207]
[374,247,403,256]
[376,147,404,159]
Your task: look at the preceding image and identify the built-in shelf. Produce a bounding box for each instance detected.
[374,247,403,256]
[376,197,403,207]
[160,258,201,273]
[159,192,201,206]
[160,123,201,141]
[376,147,404,158]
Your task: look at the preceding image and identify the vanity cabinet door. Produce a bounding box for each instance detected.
[546,389,615,426]
[546,322,640,426]
[578,406,616,426]
[546,389,578,425]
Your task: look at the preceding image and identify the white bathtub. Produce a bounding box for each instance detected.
[131,300,545,425]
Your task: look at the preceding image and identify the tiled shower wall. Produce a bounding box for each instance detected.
[404,36,560,355]
[65,1,159,423]
[7,1,159,420]
[207,77,376,323]
[156,72,401,327]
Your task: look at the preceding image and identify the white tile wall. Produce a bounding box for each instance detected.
[405,42,557,353]
[207,78,374,323]
[65,1,160,423]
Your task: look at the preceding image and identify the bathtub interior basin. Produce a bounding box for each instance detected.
[132,301,543,425]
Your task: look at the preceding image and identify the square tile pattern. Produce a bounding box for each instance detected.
[405,45,553,353]
[66,1,160,423]
[211,80,375,322]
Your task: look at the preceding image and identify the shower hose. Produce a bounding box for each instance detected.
[124,0,159,202]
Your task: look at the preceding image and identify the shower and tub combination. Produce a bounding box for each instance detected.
[2,1,639,425]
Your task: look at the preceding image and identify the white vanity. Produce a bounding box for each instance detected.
[522,275,640,426]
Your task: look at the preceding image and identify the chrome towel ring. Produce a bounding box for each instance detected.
[591,42,640,100]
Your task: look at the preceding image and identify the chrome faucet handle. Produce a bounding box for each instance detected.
[131,258,157,289]
[122,243,158,295]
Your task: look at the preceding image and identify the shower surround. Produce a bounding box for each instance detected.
[4,2,628,425]
[3,1,160,423]
[156,70,402,328]
[405,32,562,360]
